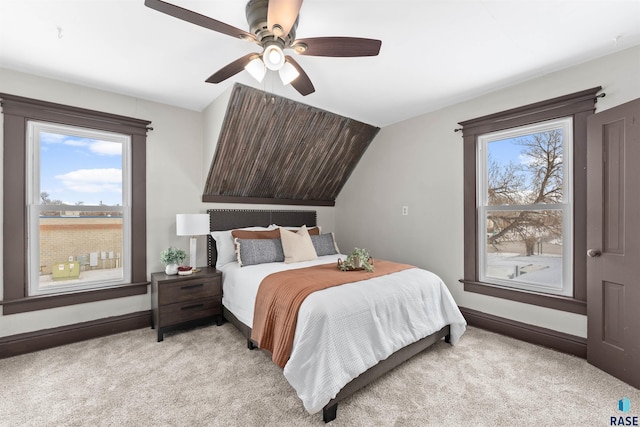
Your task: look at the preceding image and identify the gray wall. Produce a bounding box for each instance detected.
[335,46,640,339]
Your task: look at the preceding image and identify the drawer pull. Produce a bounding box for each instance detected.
[180,283,204,290]
[181,303,204,311]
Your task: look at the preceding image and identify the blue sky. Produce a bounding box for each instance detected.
[488,137,527,167]
[487,136,540,195]
[40,132,122,206]
[486,131,565,200]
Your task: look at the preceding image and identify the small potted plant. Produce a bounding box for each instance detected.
[160,246,187,275]
[338,247,374,272]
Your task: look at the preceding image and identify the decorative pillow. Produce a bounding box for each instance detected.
[231,229,281,240]
[233,226,321,239]
[280,225,318,263]
[235,238,284,267]
[211,225,276,268]
[311,233,340,256]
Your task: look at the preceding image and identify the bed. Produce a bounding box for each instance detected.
[206,209,466,422]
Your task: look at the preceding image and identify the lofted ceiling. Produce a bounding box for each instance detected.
[203,83,379,205]
[1,1,639,128]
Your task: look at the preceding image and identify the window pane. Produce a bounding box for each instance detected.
[30,124,129,295]
[39,211,123,290]
[484,209,563,291]
[487,129,564,206]
[40,131,123,207]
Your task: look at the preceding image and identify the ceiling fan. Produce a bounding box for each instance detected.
[144,0,382,96]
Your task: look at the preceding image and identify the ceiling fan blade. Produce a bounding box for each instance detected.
[285,56,315,96]
[206,53,257,84]
[267,0,303,38]
[145,0,256,42]
[292,37,382,57]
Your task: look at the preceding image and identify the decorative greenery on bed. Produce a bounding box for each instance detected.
[338,248,375,272]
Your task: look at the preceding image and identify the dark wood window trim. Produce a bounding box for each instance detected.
[0,93,151,314]
[458,87,602,315]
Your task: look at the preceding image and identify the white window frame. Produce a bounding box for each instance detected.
[476,117,573,296]
[26,120,132,295]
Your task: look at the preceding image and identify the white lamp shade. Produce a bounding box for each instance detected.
[279,61,300,85]
[245,57,266,82]
[263,44,284,70]
[176,214,209,236]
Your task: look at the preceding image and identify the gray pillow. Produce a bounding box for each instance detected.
[235,238,284,266]
[311,233,340,256]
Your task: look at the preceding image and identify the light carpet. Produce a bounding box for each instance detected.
[1,324,638,426]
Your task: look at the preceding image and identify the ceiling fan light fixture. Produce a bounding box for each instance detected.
[244,56,267,82]
[292,42,307,54]
[279,61,300,85]
[271,24,284,37]
[263,44,285,70]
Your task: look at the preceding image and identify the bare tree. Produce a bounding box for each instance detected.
[40,191,65,216]
[487,130,564,256]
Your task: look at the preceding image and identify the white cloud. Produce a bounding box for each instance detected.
[55,168,122,193]
[519,153,539,167]
[89,140,122,156]
[40,132,66,144]
[40,133,121,156]
[64,139,89,147]
[41,132,89,146]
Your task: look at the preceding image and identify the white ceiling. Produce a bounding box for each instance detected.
[1,0,639,127]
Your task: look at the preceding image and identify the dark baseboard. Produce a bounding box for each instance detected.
[0,310,152,359]
[459,306,587,358]
[1,307,585,360]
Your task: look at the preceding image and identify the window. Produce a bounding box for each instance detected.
[459,87,601,314]
[27,121,131,295]
[477,118,573,296]
[1,93,150,314]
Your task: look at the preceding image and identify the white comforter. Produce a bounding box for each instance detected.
[220,254,466,414]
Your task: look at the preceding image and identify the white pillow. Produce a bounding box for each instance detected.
[211,225,276,268]
[280,225,318,264]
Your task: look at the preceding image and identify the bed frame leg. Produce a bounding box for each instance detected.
[323,404,337,423]
[445,334,451,343]
[247,339,257,350]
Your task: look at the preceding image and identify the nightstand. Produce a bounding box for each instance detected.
[151,267,222,342]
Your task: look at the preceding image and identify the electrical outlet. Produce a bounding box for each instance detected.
[402,206,409,216]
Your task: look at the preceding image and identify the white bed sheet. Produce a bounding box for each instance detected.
[220,255,466,414]
[220,255,344,326]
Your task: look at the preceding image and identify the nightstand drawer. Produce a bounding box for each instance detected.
[158,276,221,306]
[158,296,222,327]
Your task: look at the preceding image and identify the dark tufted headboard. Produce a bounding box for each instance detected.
[206,209,317,268]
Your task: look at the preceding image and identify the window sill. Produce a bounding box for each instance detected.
[0,281,149,315]
[460,279,586,315]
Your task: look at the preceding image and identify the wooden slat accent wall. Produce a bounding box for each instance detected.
[202,84,379,206]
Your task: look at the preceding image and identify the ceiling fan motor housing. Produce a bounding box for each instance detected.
[246,0,298,46]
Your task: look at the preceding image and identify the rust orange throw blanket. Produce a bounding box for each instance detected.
[251,260,415,368]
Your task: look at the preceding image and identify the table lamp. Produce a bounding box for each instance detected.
[176,213,209,271]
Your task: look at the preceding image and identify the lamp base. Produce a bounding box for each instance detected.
[189,236,197,270]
